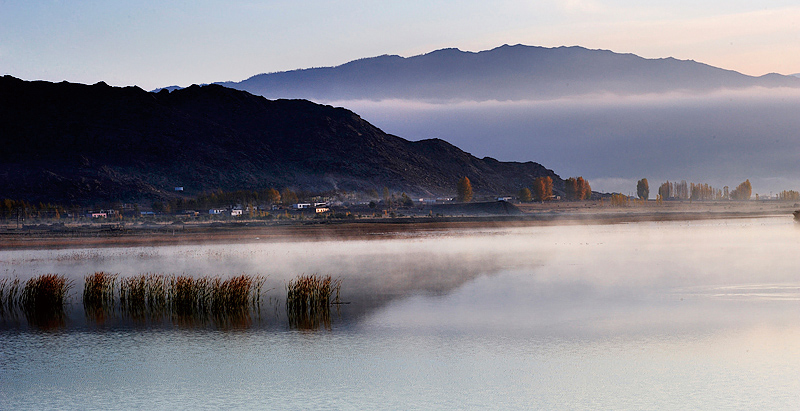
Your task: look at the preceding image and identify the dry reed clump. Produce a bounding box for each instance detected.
[286,274,341,330]
[83,272,118,322]
[20,274,72,328]
[0,277,21,316]
[210,275,265,315]
[4,272,267,327]
[83,272,117,310]
[170,275,203,317]
[112,273,266,325]
[119,274,169,318]
[167,275,266,319]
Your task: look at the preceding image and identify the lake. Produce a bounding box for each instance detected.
[2,216,800,409]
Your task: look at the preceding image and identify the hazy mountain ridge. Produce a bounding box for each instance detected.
[218,44,800,102]
[0,76,560,205]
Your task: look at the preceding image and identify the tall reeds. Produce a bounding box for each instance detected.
[97,272,266,326]
[3,272,340,330]
[286,274,341,330]
[0,277,21,316]
[83,272,117,323]
[20,274,72,329]
[119,274,169,319]
[83,272,116,308]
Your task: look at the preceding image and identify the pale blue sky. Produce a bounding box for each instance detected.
[3,0,800,89]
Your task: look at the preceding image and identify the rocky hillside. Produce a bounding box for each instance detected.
[0,76,560,205]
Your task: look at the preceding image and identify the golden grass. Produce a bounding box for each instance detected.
[83,271,117,309]
[0,277,21,316]
[105,273,266,326]
[286,274,341,330]
[3,271,345,330]
[20,274,72,329]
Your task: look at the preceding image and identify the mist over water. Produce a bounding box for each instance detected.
[3,217,800,408]
[3,217,800,331]
[334,88,800,195]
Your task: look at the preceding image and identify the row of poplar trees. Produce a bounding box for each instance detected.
[519,176,591,202]
[459,175,592,203]
[636,178,754,201]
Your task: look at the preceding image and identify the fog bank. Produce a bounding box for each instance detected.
[333,88,800,195]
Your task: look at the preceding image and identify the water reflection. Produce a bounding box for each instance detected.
[1,228,546,330]
[0,216,799,334]
[3,217,800,409]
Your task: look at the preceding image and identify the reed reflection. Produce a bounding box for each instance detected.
[286,275,341,330]
[0,274,71,330]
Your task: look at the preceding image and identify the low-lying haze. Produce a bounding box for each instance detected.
[334,87,800,195]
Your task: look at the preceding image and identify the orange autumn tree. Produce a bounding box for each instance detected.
[456,176,473,202]
[532,176,553,202]
[565,177,591,200]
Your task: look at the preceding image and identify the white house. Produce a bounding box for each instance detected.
[292,203,312,209]
[231,209,243,216]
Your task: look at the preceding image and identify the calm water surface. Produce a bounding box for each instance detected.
[2,217,800,409]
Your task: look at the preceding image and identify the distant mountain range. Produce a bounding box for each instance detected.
[0,76,559,205]
[217,44,800,102]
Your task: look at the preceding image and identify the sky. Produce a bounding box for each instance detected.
[3,0,800,195]
[3,0,800,90]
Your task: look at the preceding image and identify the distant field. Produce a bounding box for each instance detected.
[1,200,796,250]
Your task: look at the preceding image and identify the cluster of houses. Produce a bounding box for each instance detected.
[206,202,331,216]
[84,202,334,219]
[86,209,119,219]
[82,195,513,220]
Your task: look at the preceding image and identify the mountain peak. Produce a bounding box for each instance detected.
[223,44,800,102]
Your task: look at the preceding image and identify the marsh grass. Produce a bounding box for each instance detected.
[0,277,21,316]
[119,274,169,320]
[3,272,271,328]
[20,274,72,329]
[98,273,267,326]
[83,272,117,323]
[286,275,341,330]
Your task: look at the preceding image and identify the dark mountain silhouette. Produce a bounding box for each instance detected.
[218,44,800,101]
[0,76,560,205]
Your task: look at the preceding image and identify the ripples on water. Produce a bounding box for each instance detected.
[2,216,800,409]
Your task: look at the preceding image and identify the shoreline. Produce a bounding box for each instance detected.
[1,201,796,250]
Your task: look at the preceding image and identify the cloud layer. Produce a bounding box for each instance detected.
[335,88,800,195]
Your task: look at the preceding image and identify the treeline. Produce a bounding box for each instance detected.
[564,177,592,200]
[517,176,554,202]
[154,188,319,213]
[653,179,753,201]
[517,176,591,202]
[0,199,66,220]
